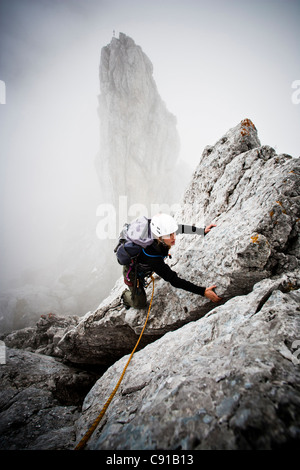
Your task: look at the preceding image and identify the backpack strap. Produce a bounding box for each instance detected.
[125,262,133,282]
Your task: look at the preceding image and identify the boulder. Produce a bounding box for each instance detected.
[0,348,98,450]
[96,32,184,210]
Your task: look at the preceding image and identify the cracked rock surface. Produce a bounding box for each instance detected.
[76,273,300,450]
[24,118,299,367]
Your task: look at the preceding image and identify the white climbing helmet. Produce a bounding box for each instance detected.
[150,213,178,238]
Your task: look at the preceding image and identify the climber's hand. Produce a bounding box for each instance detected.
[205,223,216,234]
[204,285,222,303]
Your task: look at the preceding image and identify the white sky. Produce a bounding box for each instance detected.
[0,0,299,282]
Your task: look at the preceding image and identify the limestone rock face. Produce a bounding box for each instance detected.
[75,274,300,450]
[0,348,97,450]
[172,118,300,296]
[52,119,300,366]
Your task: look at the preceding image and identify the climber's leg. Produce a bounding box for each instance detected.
[121,287,147,309]
[122,265,147,309]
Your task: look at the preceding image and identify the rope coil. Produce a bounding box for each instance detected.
[74,275,155,450]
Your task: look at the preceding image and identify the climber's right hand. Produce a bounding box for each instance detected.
[204,285,222,303]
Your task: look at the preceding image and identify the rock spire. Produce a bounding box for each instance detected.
[95,32,185,212]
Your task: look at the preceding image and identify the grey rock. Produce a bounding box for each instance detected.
[0,348,97,450]
[53,119,300,366]
[75,274,300,450]
[2,33,299,451]
[96,32,187,210]
[2,117,300,450]
[0,32,187,335]
[3,312,79,358]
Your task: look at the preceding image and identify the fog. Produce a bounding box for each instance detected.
[0,0,299,331]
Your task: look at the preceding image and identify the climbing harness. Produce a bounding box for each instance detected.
[74,275,155,451]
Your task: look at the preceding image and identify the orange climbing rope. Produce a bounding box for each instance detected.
[74,275,155,450]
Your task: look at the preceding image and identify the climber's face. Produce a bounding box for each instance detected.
[162,232,176,247]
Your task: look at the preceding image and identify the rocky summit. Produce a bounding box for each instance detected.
[1,119,300,450]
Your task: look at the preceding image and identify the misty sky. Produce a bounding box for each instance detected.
[0,0,299,283]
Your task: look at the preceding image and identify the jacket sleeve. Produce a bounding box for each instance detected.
[152,259,206,296]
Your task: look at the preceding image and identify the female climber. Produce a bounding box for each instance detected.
[121,213,222,309]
